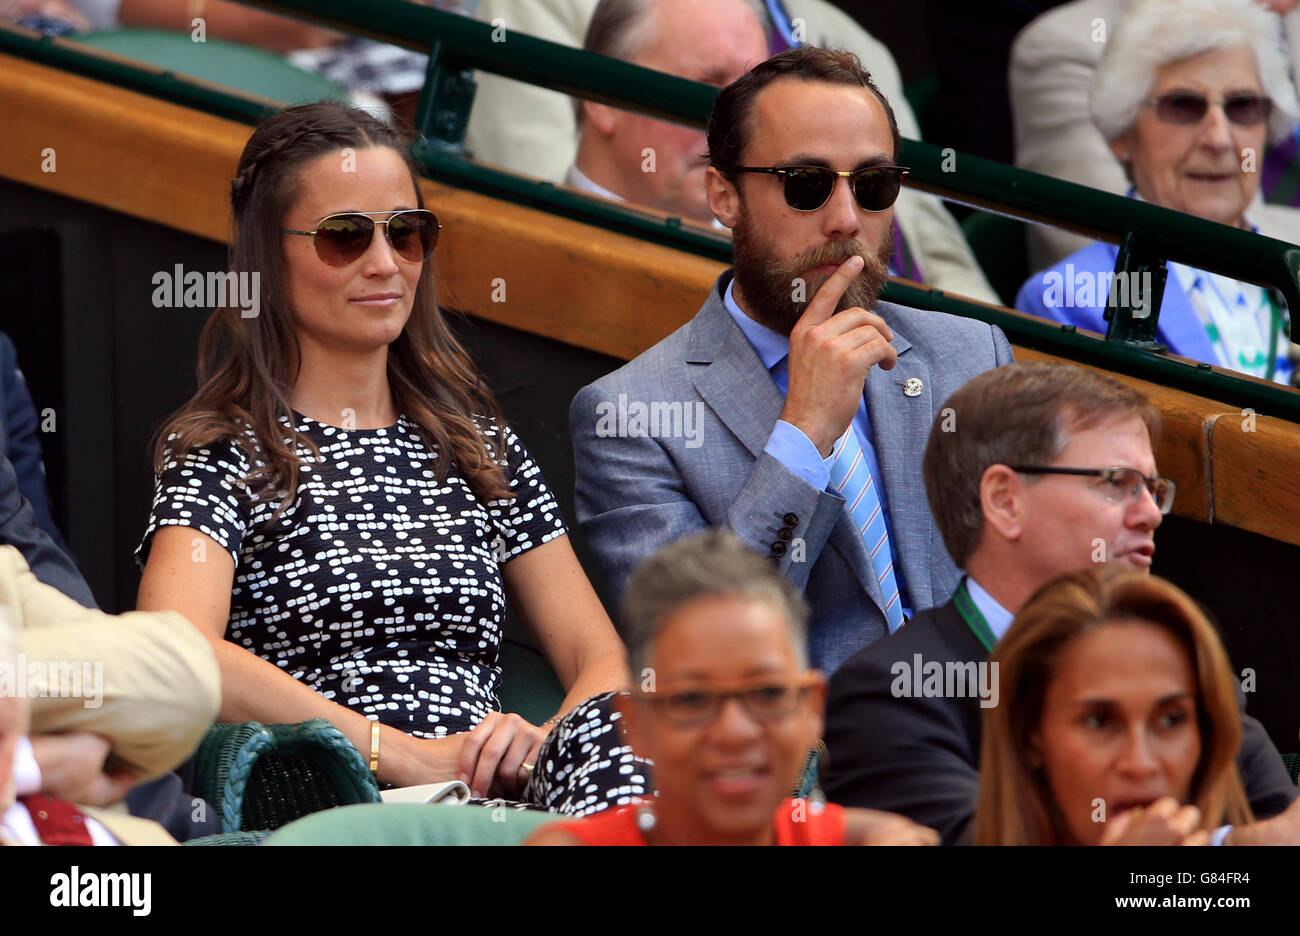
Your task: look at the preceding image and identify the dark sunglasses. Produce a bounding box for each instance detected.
[282,209,441,266]
[733,165,909,212]
[1144,92,1273,127]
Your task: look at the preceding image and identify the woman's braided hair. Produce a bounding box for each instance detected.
[154,101,513,515]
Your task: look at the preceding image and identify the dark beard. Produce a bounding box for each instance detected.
[730,210,893,336]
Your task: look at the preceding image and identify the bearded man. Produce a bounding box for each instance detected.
[570,47,1014,671]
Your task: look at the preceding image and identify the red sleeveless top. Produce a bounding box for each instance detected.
[546,798,846,846]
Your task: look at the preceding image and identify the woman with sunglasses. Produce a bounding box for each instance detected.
[1015,0,1300,386]
[135,102,633,806]
[973,567,1253,845]
[525,529,939,846]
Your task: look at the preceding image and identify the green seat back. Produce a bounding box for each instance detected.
[264,803,556,846]
[961,211,1031,308]
[76,29,346,104]
[496,639,566,724]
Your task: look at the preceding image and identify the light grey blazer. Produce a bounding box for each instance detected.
[570,272,1014,672]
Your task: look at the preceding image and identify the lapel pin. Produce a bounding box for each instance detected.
[902,377,924,398]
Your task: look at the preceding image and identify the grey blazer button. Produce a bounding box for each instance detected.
[777,527,793,542]
[782,512,799,527]
[771,541,787,558]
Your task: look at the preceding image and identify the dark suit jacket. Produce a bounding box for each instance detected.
[0,408,92,608]
[822,598,1299,844]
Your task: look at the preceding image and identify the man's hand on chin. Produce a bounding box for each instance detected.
[1224,794,1300,845]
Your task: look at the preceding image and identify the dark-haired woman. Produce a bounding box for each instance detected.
[136,102,631,804]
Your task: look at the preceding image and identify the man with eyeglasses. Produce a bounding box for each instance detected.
[821,360,1300,845]
[571,46,1013,674]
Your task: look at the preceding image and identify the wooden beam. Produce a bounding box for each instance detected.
[1209,413,1300,546]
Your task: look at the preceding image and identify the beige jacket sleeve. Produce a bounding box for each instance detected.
[465,0,997,303]
[1010,0,1130,269]
[6,546,220,782]
[464,0,597,183]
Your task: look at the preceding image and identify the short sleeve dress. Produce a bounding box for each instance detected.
[135,412,566,739]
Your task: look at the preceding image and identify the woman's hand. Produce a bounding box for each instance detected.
[1100,797,1209,845]
[844,807,940,846]
[456,713,550,798]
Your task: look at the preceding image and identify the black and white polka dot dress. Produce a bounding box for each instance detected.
[136,412,567,738]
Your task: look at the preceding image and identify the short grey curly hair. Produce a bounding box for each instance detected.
[1091,0,1299,144]
[620,528,809,678]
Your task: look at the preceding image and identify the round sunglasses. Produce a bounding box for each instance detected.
[282,209,441,267]
[1143,92,1273,127]
[734,164,909,212]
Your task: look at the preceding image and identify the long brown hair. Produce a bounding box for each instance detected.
[973,568,1252,845]
[154,101,512,513]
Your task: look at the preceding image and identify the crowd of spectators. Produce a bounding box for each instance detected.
[2,0,1298,847]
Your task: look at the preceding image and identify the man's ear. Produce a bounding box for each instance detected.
[981,464,1025,542]
[706,166,741,229]
[582,99,619,137]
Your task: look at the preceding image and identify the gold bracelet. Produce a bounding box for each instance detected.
[369,722,381,774]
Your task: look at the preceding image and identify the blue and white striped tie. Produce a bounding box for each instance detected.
[828,427,904,632]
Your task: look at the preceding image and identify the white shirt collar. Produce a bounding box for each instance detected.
[565,164,728,231]
[565,164,624,203]
[966,576,1015,642]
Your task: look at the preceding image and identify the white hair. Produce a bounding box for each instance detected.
[1091,0,1299,143]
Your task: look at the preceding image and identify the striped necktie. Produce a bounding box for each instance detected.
[828,426,904,632]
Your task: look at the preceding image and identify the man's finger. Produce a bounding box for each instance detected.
[87,771,137,808]
[799,255,865,328]
[818,306,894,343]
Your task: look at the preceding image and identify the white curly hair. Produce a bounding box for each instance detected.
[1091,0,1300,144]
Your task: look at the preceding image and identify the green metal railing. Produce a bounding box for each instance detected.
[3,2,1300,420]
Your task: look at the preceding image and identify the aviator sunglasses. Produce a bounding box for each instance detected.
[1143,92,1273,127]
[733,164,909,212]
[282,208,441,266]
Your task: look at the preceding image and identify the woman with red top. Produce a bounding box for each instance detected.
[525,529,939,847]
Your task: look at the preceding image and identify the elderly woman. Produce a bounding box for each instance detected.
[1015,0,1300,385]
[973,568,1254,845]
[525,529,938,846]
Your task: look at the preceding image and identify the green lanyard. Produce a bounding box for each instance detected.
[952,578,997,653]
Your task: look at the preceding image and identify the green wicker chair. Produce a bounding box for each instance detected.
[182,830,272,846]
[1282,753,1300,787]
[192,718,381,834]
